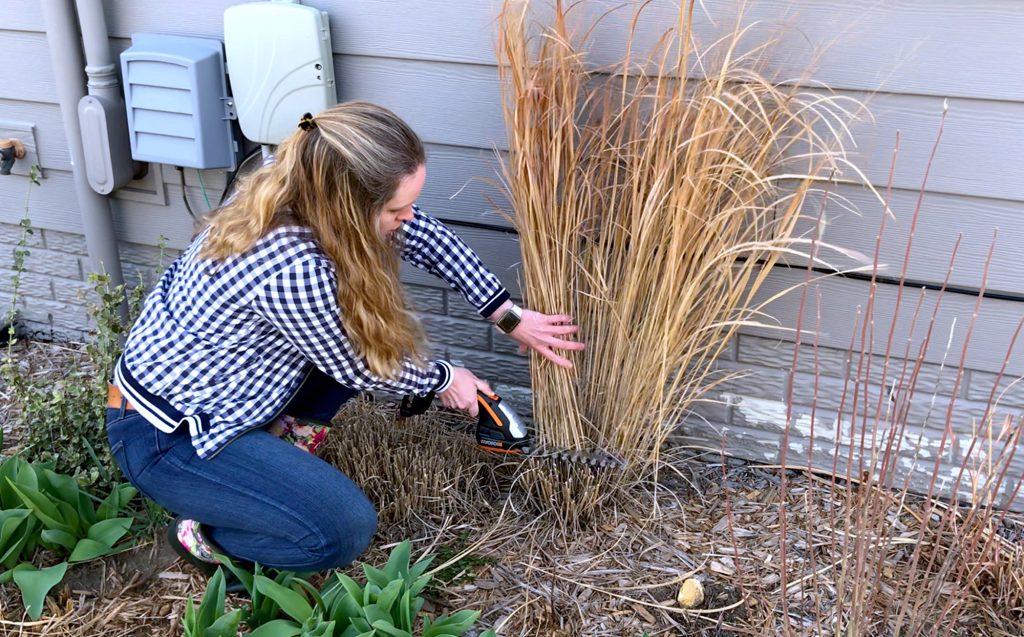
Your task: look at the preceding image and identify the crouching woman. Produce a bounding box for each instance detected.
[105,102,583,575]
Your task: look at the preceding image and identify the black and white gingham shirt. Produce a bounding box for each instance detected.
[115,205,509,459]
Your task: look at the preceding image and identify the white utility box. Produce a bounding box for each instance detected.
[224,1,337,145]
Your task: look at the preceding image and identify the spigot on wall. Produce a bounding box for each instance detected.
[0,139,26,175]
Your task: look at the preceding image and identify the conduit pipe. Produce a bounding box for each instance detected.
[76,0,122,101]
[41,0,126,319]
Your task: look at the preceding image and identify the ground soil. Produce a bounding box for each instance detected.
[2,340,1023,636]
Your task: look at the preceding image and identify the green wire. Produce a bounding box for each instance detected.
[196,169,213,210]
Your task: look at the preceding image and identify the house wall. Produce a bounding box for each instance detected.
[1,1,1022,506]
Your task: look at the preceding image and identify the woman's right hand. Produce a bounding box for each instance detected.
[438,367,492,418]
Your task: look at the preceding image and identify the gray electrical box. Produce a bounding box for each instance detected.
[121,34,238,171]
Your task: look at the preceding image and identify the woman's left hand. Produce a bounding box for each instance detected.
[506,308,586,369]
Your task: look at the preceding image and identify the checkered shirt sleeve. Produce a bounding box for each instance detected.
[401,206,510,317]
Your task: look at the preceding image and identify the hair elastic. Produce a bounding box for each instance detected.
[297,112,317,131]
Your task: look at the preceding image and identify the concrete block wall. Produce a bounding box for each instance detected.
[0,221,179,341]
[675,333,1024,511]
[0,220,532,413]
[406,284,533,415]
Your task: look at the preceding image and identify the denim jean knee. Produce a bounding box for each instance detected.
[312,492,377,569]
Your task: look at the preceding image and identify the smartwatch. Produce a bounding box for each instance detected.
[494,304,523,334]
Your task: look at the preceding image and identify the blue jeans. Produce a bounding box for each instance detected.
[106,367,375,571]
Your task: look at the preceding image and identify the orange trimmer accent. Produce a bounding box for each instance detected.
[477,444,525,455]
[477,393,504,429]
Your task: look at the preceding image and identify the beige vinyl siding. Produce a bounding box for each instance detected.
[1,2,1023,501]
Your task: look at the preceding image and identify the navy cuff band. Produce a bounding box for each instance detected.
[479,289,511,318]
[432,360,454,393]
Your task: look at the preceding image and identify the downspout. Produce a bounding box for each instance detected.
[40,0,127,317]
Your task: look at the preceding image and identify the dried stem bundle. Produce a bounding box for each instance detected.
[320,397,495,528]
[767,114,1024,636]
[497,1,854,481]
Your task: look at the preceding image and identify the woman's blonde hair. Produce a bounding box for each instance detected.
[200,101,427,378]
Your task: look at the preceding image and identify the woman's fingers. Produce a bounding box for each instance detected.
[536,346,573,369]
[439,392,456,409]
[532,333,585,351]
[474,378,494,396]
[546,323,579,335]
[519,340,580,367]
[440,388,479,416]
[438,367,491,417]
[511,310,586,366]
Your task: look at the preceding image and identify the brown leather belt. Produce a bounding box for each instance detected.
[107,383,136,411]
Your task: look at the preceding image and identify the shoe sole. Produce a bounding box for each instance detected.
[164,517,257,596]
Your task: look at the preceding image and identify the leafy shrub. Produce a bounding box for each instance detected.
[7,271,147,490]
[1,177,155,492]
[188,540,497,636]
[0,455,136,619]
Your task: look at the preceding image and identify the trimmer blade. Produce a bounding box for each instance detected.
[540,446,627,471]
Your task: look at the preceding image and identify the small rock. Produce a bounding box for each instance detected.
[676,578,704,608]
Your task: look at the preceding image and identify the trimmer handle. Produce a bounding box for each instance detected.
[400,389,499,419]
[476,390,532,455]
[397,391,435,420]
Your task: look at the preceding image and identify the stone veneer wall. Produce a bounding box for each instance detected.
[674,334,1024,511]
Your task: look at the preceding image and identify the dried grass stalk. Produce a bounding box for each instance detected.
[320,398,495,528]
[497,1,853,479]
[762,114,1024,635]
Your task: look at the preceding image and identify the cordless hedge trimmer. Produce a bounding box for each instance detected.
[398,390,624,469]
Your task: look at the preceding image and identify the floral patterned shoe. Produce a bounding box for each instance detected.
[167,516,250,594]
[168,516,220,575]
[268,414,330,455]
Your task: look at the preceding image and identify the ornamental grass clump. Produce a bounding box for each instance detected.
[497,0,859,517]
[320,397,495,528]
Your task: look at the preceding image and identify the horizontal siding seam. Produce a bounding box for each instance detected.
[804,176,1024,207]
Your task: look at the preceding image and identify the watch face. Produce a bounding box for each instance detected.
[497,308,521,333]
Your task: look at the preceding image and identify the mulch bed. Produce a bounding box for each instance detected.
[2,340,1023,636]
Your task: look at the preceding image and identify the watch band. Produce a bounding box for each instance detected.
[495,304,523,334]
